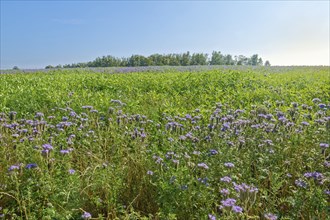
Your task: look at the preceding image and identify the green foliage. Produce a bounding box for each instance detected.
[58,51,267,68]
[0,66,329,219]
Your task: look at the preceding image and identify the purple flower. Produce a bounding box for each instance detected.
[110,99,125,106]
[8,165,20,172]
[264,139,273,145]
[235,109,244,114]
[312,98,321,103]
[41,149,49,156]
[295,179,308,188]
[221,122,230,131]
[147,170,154,175]
[69,111,77,117]
[303,172,324,181]
[318,103,326,108]
[172,159,179,165]
[291,102,298,108]
[301,121,309,126]
[81,212,91,219]
[264,213,278,220]
[12,134,19,138]
[197,163,209,169]
[233,183,258,193]
[69,169,75,174]
[220,188,230,196]
[179,135,187,141]
[320,143,329,149]
[42,144,53,150]
[221,198,236,207]
[324,190,330,195]
[208,214,216,220]
[209,149,218,155]
[35,112,44,118]
[220,176,232,183]
[25,163,37,169]
[82,106,93,109]
[224,162,234,168]
[60,149,70,155]
[324,161,330,168]
[232,205,243,213]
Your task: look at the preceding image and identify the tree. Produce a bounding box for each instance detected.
[191,53,208,65]
[264,60,271,66]
[236,55,248,65]
[250,54,259,66]
[128,55,149,67]
[210,51,223,65]
[169,54,180,66]
[180,52,191,66]
[149,54,164,66]
[12,66,19,70]
[60,51,270,68]
[224,54,234,65]
[45,65,54,69]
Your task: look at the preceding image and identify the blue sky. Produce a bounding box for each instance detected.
[0,1,329,69]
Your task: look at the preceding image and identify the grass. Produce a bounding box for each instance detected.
[0,66,329,219]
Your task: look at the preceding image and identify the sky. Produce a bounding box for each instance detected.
[0,1,329,69]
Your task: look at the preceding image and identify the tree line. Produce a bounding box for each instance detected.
[44,51,270,69]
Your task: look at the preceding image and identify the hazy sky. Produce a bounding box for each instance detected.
[0,1,329,69]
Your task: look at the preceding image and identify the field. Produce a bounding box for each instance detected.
[0,66,329,219]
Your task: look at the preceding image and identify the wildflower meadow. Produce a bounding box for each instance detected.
[0,66,329,219]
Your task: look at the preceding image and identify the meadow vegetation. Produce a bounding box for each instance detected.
[0,66,329,219]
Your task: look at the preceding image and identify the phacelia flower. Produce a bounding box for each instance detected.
[324,161,330,168]
[232,205,243,213]
[264,213,278,220]
[303,172,324,181]
[224,162,234,168]
[197,163,209,169]
[301,121,309,126]
[220,188,230,196]
[320,143,329,149]
[220,176,232,183]
[221,198,236,207]
[25,163,38,169]
[42,144,53,150]
[8,165,20,172]
[318,103,326,108]
[60,149,70,155]
[295,179,308,188]
[209,149,218,155]
[81,211,91,219]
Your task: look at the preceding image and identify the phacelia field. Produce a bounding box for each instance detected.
[0,66,329,219]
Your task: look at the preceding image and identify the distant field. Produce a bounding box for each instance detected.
[0,66,329,219]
